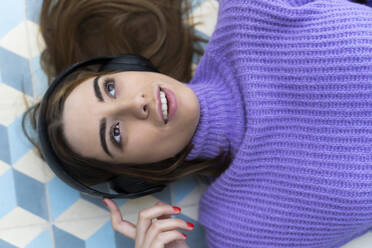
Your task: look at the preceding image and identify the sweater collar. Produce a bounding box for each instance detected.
[183,55,245,161]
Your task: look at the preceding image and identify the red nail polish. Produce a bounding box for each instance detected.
[182,233,187,239]
[172,206,181,213]
[102,199,108,206]
[186,222,194,228]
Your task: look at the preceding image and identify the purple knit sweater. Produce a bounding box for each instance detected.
[184,0,372,247]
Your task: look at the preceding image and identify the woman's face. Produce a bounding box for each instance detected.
[62,71,200,164]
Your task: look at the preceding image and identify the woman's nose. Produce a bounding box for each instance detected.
[104,92,149,119]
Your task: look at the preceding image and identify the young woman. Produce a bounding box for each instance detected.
[23,0,372,247]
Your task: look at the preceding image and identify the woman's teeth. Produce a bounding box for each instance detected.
[160,90,168,121]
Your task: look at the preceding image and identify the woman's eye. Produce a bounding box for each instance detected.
[104,79,116,97]
[112,123,121,144]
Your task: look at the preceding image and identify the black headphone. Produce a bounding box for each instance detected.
[38,54,167,199]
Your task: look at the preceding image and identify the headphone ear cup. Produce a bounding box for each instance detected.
[109,174,165,195]
[99,54,158,73]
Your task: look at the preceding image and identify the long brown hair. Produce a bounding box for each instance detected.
[22,0,232,187]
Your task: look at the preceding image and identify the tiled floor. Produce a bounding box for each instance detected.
[1,0,372,247]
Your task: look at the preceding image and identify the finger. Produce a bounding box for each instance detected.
[155,202,172,220]
[151,230,187,248]
[143,218,193,248]
[135,204,181,247]
[103,198,136,239]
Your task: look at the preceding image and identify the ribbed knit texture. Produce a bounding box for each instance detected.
[184,0,372,247]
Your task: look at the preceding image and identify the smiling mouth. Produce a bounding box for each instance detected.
[160,88,169,123]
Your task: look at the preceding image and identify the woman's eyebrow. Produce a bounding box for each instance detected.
[94,75,104,102]
[99,117,113,158]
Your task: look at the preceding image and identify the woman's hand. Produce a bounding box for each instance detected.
[103,198,192,248]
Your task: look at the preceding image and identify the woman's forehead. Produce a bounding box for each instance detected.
[62,76,103,158]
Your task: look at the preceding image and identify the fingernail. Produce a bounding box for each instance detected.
[102,199,108,207]
[172,206,181,213]
[182,233,187,239]
[186,222,194,228]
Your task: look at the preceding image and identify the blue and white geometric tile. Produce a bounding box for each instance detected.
[55,198,109,222]
[55,216,109,241]
[26,229,53,248]
[0,82,32,127]
[0,160,11,177]
[171,175,201,204]
[0,224,49,248]
[13,170,48,220]
[25,0,43,25]
[0,239,17,248]
[0,47,33,96]
[30,55,48,98]
[7,115,34,165]
[13,148,54,184]
[47,177,80,221]
[0,20,44,59]
[53,225,85,248]
[178,183,208,209]
[0,169,17,219]
[118,195,160,224]
[85,221,117,248]
[0,0,25,39]
[0,206,47,229]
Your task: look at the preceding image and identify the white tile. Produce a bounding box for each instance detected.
[0,20,45,59]
[178,184,208,207]
[0,82,33,126]
[25,20,45,58]
[0,224,48,248]
[119,195,159,217]
[341,231,372,248]
[0,21,29,58]
[0,160,11,177]
[55,217,109,240]
[123,213,141,227]
[179,204,199,222]
[13,148,48,183]
[0,207,47,229]
[56,198,108,222]
[188,0,219,37]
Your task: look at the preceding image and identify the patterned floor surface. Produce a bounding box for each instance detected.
[0,0,372,247]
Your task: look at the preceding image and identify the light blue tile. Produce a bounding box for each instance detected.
[26,0,43,24]
[0,124,11,164]
[31,55,48,98]
[26,229,53,248]
[171,175,199,204]
[114,228,134,248]
[152,184,172,204]
[14,170,48,220]
[86,221,115,248]
[47,177,80,221]
[0,239,17,248]
[0,169,16,219]
[176,213,207,248]
[0,0,24,38]
[53,225,85,248]
[7,115,33,164]
[0,47,33,97]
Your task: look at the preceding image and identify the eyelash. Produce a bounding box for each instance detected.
[103,78,122,147]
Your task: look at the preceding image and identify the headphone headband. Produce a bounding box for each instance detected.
[37,54,166,199]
